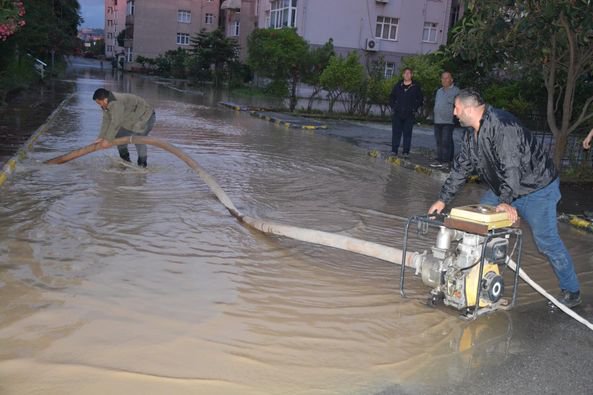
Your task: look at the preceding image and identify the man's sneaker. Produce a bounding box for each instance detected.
[402,153,410,159]
[430,161,443,168]
[550,290,582,308]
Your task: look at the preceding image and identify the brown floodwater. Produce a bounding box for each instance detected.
[0,62,592,394]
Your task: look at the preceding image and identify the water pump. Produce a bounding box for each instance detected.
[400,205,523,319]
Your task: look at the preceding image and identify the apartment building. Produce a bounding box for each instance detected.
[107,0,220,68]
[220,0,257,60]
[104,0,126,59]
[227,0,464,75]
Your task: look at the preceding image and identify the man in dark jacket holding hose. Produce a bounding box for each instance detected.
[428,89,582,308]
[93,88,156,168]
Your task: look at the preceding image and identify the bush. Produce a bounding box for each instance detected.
[0,55,39,104]
[483,82,533,119]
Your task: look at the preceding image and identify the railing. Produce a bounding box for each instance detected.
[532,131,592,171]
[27,53,47,79]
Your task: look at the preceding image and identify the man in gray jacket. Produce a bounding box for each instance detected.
[431,72,459,170]
[93,88,156,167]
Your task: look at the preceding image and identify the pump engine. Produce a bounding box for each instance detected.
[401,205,523,318]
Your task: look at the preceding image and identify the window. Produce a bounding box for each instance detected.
[205,13,214,24]
[107,32,113,39]
[178,10,191,23]
[176,32,190,45]
[270,0,297,29]
[107,45,113,52]
[107,6,113,14]
[422,22,438,43]
[126,48,133,62]
[230,20,240,36]
[126,0,134,16]
[449,4,460,29]
[375,16,398,40]
[384,62,396,78]
[107,19,113,26]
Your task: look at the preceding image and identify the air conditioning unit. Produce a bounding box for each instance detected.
[365,38,379,51]
[376,0,389,3]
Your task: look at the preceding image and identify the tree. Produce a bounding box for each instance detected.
[190,28,239,86]
[302,38,335,112]
[449,0,593,166]
[319,52,366,113]
[0,0,25,41]
[9,0,81,59]
[116,26,132,48]
[367,57,397,117]
[247,28,309,111]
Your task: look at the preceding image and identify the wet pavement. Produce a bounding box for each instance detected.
[0,57,592,394]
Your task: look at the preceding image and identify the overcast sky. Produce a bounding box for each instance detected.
[79,0,104,28]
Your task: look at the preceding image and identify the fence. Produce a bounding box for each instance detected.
[532,130,592,171]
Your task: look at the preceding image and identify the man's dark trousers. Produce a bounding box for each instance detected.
[434,123,455,162]
[392,114,415,155]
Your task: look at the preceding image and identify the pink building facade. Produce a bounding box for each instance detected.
[106,0,220,67]
[104,0,126,59]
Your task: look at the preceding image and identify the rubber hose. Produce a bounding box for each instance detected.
[45,136,418,268]
[46,136,593,331]
[506,259,593,330]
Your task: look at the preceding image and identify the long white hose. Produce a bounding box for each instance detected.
[46,137,593,331]
[507,259,593,330]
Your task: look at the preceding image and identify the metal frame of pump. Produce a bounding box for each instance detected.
[399,214,523,320]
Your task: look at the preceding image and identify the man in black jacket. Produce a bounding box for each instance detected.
[389,67,423,157]
[428,89,581,308]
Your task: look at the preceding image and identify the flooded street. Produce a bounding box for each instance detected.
[1,61,592,394]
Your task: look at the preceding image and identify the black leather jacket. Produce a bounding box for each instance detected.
[439,106,557,204]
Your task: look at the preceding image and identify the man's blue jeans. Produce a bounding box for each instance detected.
[480,178,580,293]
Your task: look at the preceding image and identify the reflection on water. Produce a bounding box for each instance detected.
[0,64,591,394]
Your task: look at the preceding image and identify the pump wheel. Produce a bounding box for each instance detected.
[427,293,443,307]
[482,272,504,302]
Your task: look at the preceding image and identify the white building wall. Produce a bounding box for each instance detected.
[257,0,453,68]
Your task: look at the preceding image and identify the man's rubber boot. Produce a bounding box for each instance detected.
[118,147,131,162]
[137,157,147,168]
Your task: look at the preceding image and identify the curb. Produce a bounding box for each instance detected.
[218,101,252,111]
[368,149,448,182]
[558,214,593,233]
[249,111,328,130]
[368,149,481,184]
[0,93,73,188]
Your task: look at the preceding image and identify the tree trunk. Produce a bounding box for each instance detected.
[289,76,298,112]
[306,86,321,112]
[553,132,568,170]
